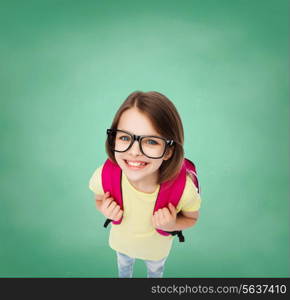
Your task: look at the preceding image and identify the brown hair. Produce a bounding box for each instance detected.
[105,91,184,184]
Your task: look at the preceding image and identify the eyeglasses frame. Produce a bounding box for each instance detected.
[106,128,175,159]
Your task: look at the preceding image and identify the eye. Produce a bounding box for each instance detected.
[147,139,158,145]
[119,135,130,141]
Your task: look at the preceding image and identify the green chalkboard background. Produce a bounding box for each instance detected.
[0,0,288,277]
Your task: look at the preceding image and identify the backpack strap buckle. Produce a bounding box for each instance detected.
[164,230,185,242]
[104,218,112,228]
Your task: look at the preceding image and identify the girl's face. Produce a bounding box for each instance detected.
[114,107,172,187]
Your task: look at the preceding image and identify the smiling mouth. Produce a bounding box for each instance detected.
[124,160,149,169]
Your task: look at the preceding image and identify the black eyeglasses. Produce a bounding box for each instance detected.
[106,129,175,159]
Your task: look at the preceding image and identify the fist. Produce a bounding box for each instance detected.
[152,203,177,231]
[99,192,123,222]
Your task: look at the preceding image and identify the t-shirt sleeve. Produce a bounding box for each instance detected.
[88,164,104,195]
[176,174,201,213]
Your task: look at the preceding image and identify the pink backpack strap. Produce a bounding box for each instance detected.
[184,158,200,193]
[154,160,186,237]
[154,158,200,239]
[101,159,123,225]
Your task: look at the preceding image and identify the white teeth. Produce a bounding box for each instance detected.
[126,160,146,167]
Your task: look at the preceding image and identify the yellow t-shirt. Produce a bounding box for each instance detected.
[89,164,201,261]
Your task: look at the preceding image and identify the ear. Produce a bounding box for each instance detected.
[163,147,174,161]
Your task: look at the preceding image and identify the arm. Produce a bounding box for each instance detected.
[95,194,103,211]
[172,210,199,231]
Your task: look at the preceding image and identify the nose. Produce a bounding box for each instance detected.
[128,140,142,156]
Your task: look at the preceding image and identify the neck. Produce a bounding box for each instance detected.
[128,172,159,193]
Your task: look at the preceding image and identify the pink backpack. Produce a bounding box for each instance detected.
[101,158,200,242]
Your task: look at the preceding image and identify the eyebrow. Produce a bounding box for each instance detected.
[117,128,162,138]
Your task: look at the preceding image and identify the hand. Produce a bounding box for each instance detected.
[98,192,123,221]
[152,203,177,231]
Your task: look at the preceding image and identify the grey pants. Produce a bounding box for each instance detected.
[116,251,167,278]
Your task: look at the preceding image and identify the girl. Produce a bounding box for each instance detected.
[89,91,201,278]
